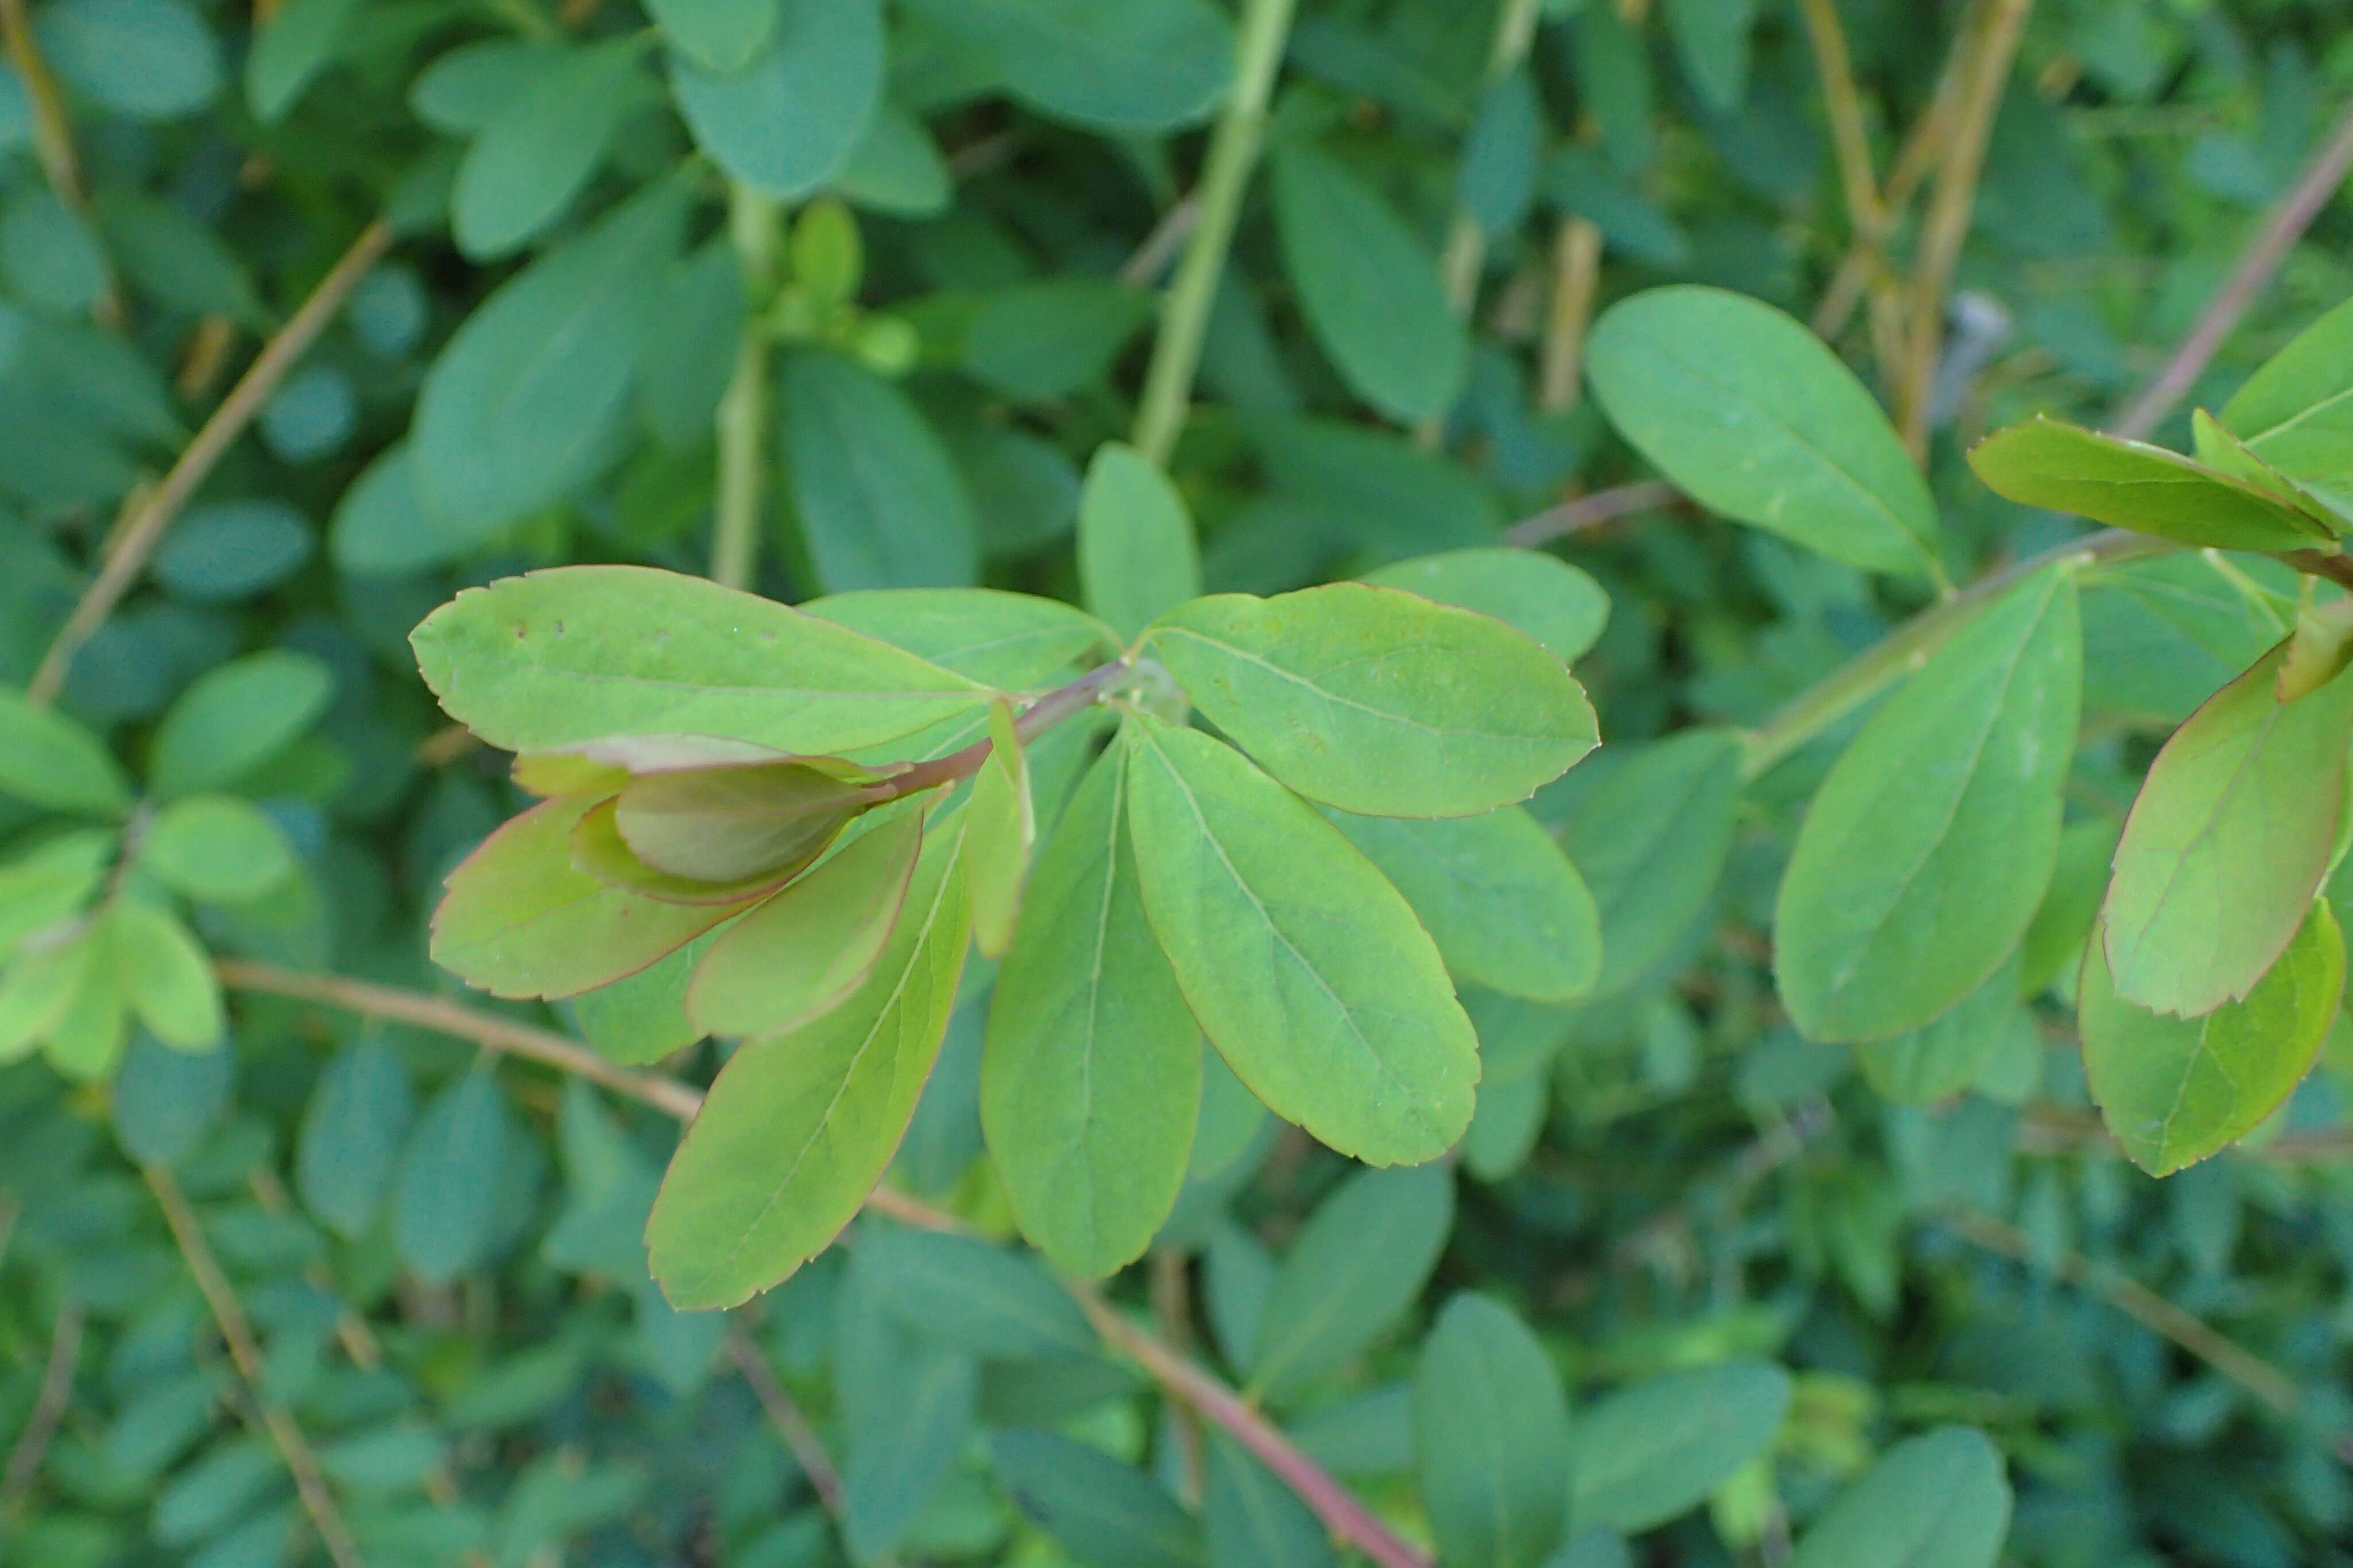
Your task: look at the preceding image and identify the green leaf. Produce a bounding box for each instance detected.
[2082,902,2344,1175]
[836,99,952,218]
[431,794,753,1000]
[452,39,651,260]
[0,830,113,953]
[412,40,558,134]
[1079,443,1201,645]
[899,0,1234,133]
[967,700,1034,958]
[1460,68,1542,238]
[648,0,778,73]
[1784,1427,2011,1568]
[1412,1294,1571,1568]
[413,174,688,532]
[2103,641,2353,1016]
[139,795,296,904]
[0,929,103,1064]
[2222,294,2353,512]
[1665,0,1755,110]
[646,815,971,1308]
[780,350,981,591]
[1856,953,2032,1106]
[245,0,354,121]
[1462,1071,1549,1181]
[966,279,1152,402]
[1270,141,1468,425]
[1205,1434,1336,1568]
[861,1227,1096,1359]
[1775,568,2082,1043]
[92,189,264,326]
[671,0,881,200]
[395,1068,510,1283]
[804,588,1115,688]
[983,745,1201,1277]
[1248,1164,1453,1404]
[152,500,312,602]
[298,1035,415,1238]
[1967,417,2328,551]
[411,566,990,757]
[990,1430,1206,1568]
[687,807,921,1036]
[2018,817,2120,997]
[148,649,334,800]
[1147,583,1597,818]
[1122,716,1479,1166]
[36,0,220,121]
[573,793,822,905]
[612,759,875,884]
[1,189,105,312]
[1586,287,1940,576]
[1570,1361,1793,1534]
[1362,548,1609,664]
[1331,807,1600,1002]
[572,931,715,1064]
[1548,730,1745,997]
[0,687,130,814]
[112,1031,231,1167]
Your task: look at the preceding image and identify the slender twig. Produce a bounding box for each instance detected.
[0,0,84,210]
[1504,479,1681,547]
[1132,0,1300,463]
[728,1331,845,1517]
[146,1164,367,1568]
[1537,216,1603,414]
[1949,1210,2315,1429]
[1073,1285,1431,1568]
[1812,33,1967,341]
[2110,96,2353,442]
[1120,197,1202,289]
[28,219,393,704]
[711,186,779,591]
[1895,0,2034,456]
[1,1300,80,1517]
[1797,0,1882,246]
[215,961,707,1121]
[1150,1250,1208,1503]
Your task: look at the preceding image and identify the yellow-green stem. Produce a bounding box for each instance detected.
[712,184,780,590]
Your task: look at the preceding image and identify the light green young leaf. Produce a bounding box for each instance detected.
[1413,1294,1572,1568]
[245,0,356,121]
[1570,1361,1793,1533]
[1122,716,1479,1166]
[1079,443,1201,645]
[966,701,1034,959]
[990,1430,1206,1568]
[1967,417,2328,551]
[2103,641,2353,1016]
[1248,1165,1453,1404]
[140,796,296,904]
[1147,583,1597,818]
[2191,409,2350,536]
[804,588,1116,688]
[411,566,990,757]
[671,0,881,200]
[431,794,753,1000]
[0,687,130,815]
[647,817,971,1308]
[648,0,778,73]
[1546,729,1745,996]
[414,173,688,531]
[1332,807,1600,1002]
[395,1068,510,1283]
[611,759,874,884]
[688,809,919,1037]
[39,923,128,1081]
[0,931,102,1063]
[1586,287,1940,577]
[1784,1426,2010,1568]
[2082,903,2344,1175]
[1271,140,1469,425]
[149,649,334,800]
[298,1036,415,1238]
[1856,953,2030,1107]
[984,745,1200,1277]
[2223,293,2353,512]
[1776,568,2082,1043]
[897,0,1234,133]
[0,831,114,953]
[780,350,981,591]
[113,900,222,1050]
[452,38,651,260]
[1363,548,1609,664]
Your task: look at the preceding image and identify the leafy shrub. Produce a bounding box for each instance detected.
[6,2,2353,1567]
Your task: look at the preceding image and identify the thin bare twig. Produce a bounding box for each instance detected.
[2110,96,2353,441]
[1812,33,1969,342]
[146,1164,367,1568]
[1150,1250,1208,1503]
[1504,479,1681,547]
[1537,216,1604,415]
[28,219,393,704]
[1,1299,81,1517]
[1119,197,1201,289]
[728,1331,845,1518]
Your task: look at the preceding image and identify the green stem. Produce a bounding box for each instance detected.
[711,184,779,591]
[1131,0,1299,466]
[1741,529,2171,780]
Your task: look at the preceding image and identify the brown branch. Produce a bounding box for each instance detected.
[28,218,393,705]
[1150,1250,1208,1503]
[2109,96,2353,441]
[1,1299,81,1517]
[146,1164,367,1568]
[1812,23,1967,343]
[1798,0,1882,244]
[1504,478,1681,547]
[1895,0,2035,456]
[1537,216,1604,415]
[728,1331,846,1518]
